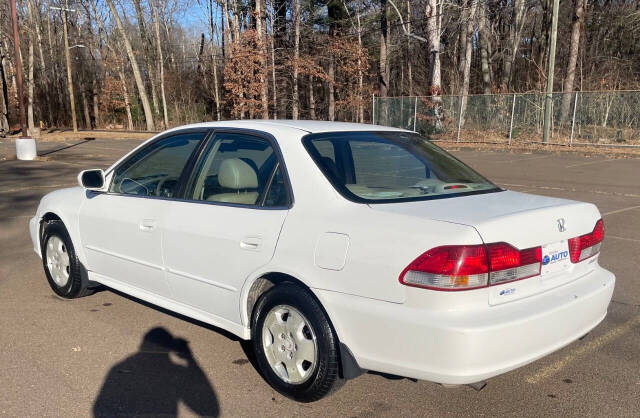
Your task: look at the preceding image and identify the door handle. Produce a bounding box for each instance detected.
[139,219,157,232]
[240,237,262,251]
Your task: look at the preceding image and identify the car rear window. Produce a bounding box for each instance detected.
[303,131,501,203]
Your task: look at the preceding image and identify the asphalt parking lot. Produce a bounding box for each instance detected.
[1,137,639,417]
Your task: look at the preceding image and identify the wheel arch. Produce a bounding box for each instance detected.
[38,208,90,282]
[38,212,63,249]
[242,270,365,380]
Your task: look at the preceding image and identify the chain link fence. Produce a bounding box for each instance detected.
[373,91,640,147]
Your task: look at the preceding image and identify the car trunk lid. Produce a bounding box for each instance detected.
[370,190,602,304]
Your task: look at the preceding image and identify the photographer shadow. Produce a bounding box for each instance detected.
[93,327,219,417]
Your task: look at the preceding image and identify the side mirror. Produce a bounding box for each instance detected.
[78,169,105,190]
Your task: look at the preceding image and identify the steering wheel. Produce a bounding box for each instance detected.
[156,177,179,197]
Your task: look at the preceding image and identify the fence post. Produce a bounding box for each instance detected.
[456,96,464,142]
[372,94,375,125]
[570,92,578,147]
[413,96,418,132]
[508,93,516,145]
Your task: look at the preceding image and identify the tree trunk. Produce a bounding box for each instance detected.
[502,0,526,90]
[292,0,300,119]
[356,8,364,122]
[81,89,91,129]
[328,59,335,121]
[0,50,9,134]
[460,0,479,126]
[153,0,170,126]
[478,1,492,95]
[92,78,100,128]
[27,0,35,132]
[206,0,221,121]
[62,7,78,132]
[132,0,159,115]
[560,0,586,122]
[33,0,50,126]
[425,0,441,95]
[105,0,155,130]
[119,66,134,130]
[256,0,269,119]
[379,0,389,97]
[309,75,316,119]
[269,4,278,119]
[406,0,412,96]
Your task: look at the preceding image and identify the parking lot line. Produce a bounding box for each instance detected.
[565,157,640,168]
[607,235,640,244]
[495,155,550,164]
[525,315,640,384]
[602,205,640,217]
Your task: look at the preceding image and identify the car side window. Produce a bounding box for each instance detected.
[188,132,287,207]
[109,132,205,198]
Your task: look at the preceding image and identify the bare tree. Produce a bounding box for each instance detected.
[153,0,169,127]
[256,0,269,118]
[292,0,300,119]
[478,0,492,95]
[460,0,478,124]
[132,0,159,115]
[502,0,527,89]
[105,0,155,130]
[379,0,389,98]
[27,0,36,132]
[560,0,587,122]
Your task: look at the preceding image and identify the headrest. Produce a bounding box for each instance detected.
[218,158,258,189]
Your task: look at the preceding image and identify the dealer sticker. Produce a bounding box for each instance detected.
[541,240,571,277]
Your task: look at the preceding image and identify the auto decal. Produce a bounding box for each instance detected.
[542,250,569,265]
[499,288,516,296]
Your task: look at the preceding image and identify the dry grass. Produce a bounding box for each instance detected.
[31,129,155,142]
[432,128,640,157]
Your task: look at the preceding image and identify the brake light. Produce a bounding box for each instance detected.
[399,245,489,290]
[399,242,542,291]
[487,243,542,285]
[568,219,604,263]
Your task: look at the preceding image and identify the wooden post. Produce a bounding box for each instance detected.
[570,92,578,146]
[508,93,516,145]
[10,0,28,137]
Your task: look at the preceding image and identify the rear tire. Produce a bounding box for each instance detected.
[251,283,340,402]
[41,220,93,299]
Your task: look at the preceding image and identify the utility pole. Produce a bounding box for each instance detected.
[542,0,559,144]
[10,0,36,160]
[52,0,78,132]
[10,0,27,137]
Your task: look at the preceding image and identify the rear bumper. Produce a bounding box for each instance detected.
[317,266,615,384]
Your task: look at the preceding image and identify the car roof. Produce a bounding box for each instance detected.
[167,120,410,135]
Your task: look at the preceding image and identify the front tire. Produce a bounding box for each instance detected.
[41,220,92,299]
[251,283,340,402]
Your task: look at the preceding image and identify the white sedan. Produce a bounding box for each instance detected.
[29,121,614,402]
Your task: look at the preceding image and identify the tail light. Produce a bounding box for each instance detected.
[399,245,489,290]
[488,243,542,285]
[568,219,604,263]
[399,242,541,291]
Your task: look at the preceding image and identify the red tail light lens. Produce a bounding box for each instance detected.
[487,243,542,285]
[400,242,542,291]
[568,219,604,263]
[399,245,489,290]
